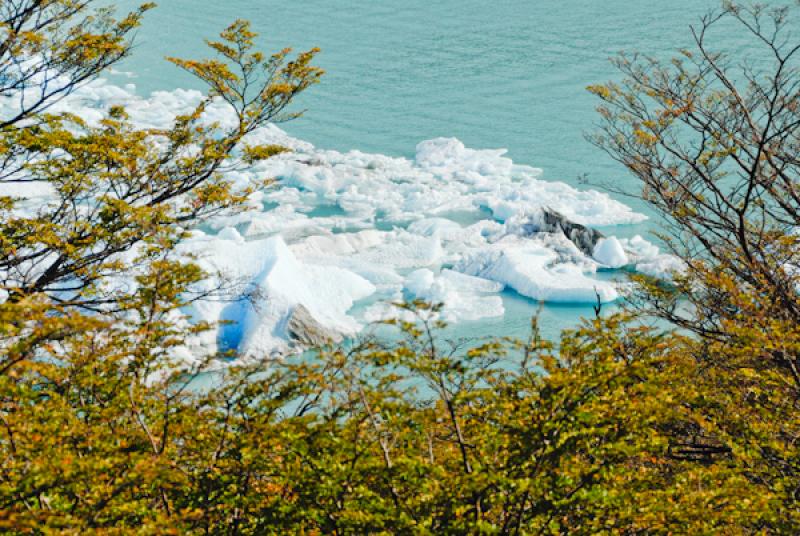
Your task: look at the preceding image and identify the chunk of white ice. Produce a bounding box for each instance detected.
[456,241,620,303]
[593,237,629,268]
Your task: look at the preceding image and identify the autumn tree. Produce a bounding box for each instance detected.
[1,0,799,534]
[590,1,800,530]
[0,0,321,375]
[0,0,322,531]
[0,5,321,306]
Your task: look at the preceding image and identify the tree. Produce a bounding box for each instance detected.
[0,1,322,532]
[589,1,800,530]
[0,7,321,306]
[0,1,321,370]
[2,0,799,533]
[3,298,740,533]
[588,1,800,337]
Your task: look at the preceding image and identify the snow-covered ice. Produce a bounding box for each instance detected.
[402,268,505,322]
[0,75,682,360]
[456,238,620,304]
[593,237,629,268]
[180,233,375,359]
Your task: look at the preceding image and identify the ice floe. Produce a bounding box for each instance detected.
[0,75,684,360]
[180,233,375,359]
[593,237,629,268]
[402,268,505,322]
[455,237,620,304]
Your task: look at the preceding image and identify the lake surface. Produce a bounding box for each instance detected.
[110,0,743,341]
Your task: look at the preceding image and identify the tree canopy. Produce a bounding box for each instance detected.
[1,1,799,534]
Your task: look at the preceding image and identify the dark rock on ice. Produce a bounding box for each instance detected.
[539,208,604,256]
[287,304,342,347]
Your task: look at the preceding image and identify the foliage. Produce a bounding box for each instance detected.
[0,299,754,534]
[0,0,799,534]
[589,1,800,532]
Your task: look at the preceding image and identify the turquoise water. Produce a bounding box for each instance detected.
[111,0,743,341]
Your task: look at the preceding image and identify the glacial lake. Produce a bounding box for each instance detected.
[107,0,748,343]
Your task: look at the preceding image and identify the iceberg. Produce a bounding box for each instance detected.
[593,237,629,268]
[456,239,620,304]
[180,234,375,358]
[403,268,505,322]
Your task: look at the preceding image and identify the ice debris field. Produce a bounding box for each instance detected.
[3,77,683,362]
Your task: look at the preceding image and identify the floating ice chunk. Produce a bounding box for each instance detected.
[618,235,685,280]
[352,230,444,269]
[439,269,505,294]
[415,137,517,178]
[362,298,418,324]
[593,237,629,268]
[179,234,375,357]
[216,226,245,244]
[290,230,385,257]
[636,256,686,280]
[620,235,660,260]
[488,201,517,222]
[407,218,464,239]
[238,237,375,357]
[456,241,619,303]
[242,122,315,152]
[288,231,408,288]
[404,269,437,297]
[292,229,443,270]
[402,268,505,322]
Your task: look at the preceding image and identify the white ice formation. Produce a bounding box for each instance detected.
[1,75,684,361]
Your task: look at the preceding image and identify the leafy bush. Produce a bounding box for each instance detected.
[1,1,799,534]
